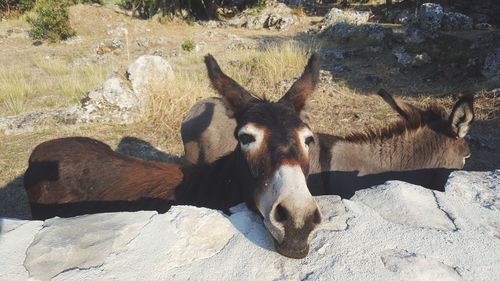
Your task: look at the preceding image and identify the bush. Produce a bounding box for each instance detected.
[0,0,35,16]
[181,39,195,52]
[27,0,76,42]
[120,0,238,20]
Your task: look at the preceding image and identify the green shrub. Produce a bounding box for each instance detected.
[181,39,195,52]
[18,0,35,11]
[27,0,75,42]
[0,0,35,15]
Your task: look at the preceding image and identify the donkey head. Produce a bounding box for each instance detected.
[378,89,474,168]
[205,54,322,258]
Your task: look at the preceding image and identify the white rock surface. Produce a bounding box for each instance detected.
[1,171,499,281]
[321,7,371,28]
[76,74,139,123]
[351,181,456,231]
[126,55,174,104]
[228,2,298,31]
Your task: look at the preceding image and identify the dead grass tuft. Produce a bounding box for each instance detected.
[140,40,316,153]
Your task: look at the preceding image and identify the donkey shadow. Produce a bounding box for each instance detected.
[308,168,455,198]
[0,136,183,221]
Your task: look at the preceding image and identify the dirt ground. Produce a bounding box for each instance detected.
[0,4,498,219]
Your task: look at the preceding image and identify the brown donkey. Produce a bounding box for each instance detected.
[25,53,323,259]
[24,137,183,218]
[181,90,474,196]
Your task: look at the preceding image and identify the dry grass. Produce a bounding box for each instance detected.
[0,69,32,114]
[0,58,113,115]
[142,40,315,154]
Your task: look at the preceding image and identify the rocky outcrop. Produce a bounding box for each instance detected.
[228,2,298,31]
[1,170,499,280]
[418,3,444,32]
[319,7,391,45]
[126,55,174,105]
[0,55,174,134]
[321,8,371,28]
[392,47,431,66]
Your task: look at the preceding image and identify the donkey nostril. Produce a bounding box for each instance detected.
[313,208,322,225]
[275,204,289,223]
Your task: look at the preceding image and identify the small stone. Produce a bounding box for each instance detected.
[474,22,492,30]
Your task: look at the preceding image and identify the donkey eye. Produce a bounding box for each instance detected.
[238,133,256,145]
[305,136,315,146]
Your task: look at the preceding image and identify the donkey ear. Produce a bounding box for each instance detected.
[377,89,419,120]
[279,53,320,113]
[205,54,257,113]
[449,95,474,138]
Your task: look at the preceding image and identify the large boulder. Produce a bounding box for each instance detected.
[321,8,371,28]
[126,55,174,105]
[228,2,298,31]
[75,74,138,123]
[392,46,431,66]
[320,22,392,44]
[1,171,499,280]
[418,3,444,32]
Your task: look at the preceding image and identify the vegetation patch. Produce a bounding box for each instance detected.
[27,0,76,41]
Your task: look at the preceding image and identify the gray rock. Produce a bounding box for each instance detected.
[321,7,371,29]
[392,47,431,66]
[474,22,492,30]
[96,39,125,55]
[442,12,473,31]
[126,55,174,105]
[361,23,392,42]
[320,21,357,41]
[76,74,139,123]
[381,249,463,281]
[352,181,456,230]
[418,3,444,32]
[25,212,156,280]
[482,48,500,79]
[445,170,499,210]
[0,109,76,134]
[321,22,391,44]
[228,2,298,31]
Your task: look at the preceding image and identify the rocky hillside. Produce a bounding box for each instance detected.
[1,170,499,280]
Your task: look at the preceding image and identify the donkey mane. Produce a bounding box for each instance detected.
[344,102,448,144]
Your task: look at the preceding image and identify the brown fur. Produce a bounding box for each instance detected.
[180,91,474,197]
[25,137,183,206]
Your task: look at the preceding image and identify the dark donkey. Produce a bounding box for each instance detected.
[181,89,474,197]
[25,53,323,259]
[24,137,184,218]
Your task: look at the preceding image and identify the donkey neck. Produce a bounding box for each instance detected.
[175,148,256,212]
[320,127,454,176]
